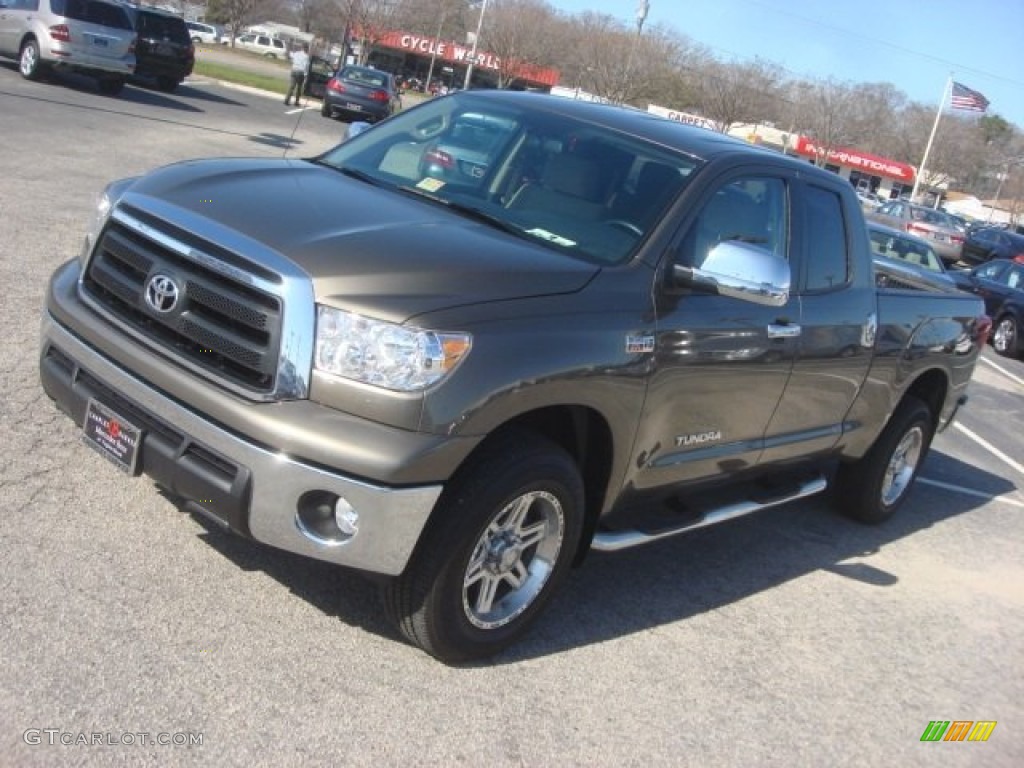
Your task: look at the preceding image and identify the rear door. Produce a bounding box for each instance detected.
[759,177,875,464]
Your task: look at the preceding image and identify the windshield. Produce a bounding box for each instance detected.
[317,93,700,265]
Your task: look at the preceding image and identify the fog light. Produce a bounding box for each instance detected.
[296,491,359,546]
[335,497,360,536]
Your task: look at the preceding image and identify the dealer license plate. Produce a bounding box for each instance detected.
[82,399,142,475]
[344,102,363,111]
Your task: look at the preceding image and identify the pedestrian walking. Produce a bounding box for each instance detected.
[284,43,310,106]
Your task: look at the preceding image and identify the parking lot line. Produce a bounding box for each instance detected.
[978,354,1024,387]
[953,421,1024,478]
[918,477,1024,507]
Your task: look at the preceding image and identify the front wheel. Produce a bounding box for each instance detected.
[384,431,584,663]
[834,396,934,524]
[992,315,1019,358]
[19,39,42,80]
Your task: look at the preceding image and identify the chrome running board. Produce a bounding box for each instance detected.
[591,475,828,552]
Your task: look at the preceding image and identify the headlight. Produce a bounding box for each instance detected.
[81,178,138,266]
[315,306,471,392]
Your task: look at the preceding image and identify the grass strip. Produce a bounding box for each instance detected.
[193,60,287,95]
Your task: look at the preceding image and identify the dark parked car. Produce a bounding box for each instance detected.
[867,222,954,290]
[866,200,965,266]
[960,226,1024,265]
[302,55,333,100]
[122,4,193,92]
[321,65,402,123]
[950,259,1024,357]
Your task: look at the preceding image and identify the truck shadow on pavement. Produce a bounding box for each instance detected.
[181,448,1016,664]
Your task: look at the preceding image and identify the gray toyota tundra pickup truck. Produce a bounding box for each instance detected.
[39,91,990,662]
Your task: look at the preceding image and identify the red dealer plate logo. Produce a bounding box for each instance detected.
[82,399,142,475]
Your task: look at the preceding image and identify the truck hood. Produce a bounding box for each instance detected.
[120,157,600,322]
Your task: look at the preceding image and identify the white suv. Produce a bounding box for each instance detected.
[0,0,136,94]
[234,33,285,59]
[186,20,222,45]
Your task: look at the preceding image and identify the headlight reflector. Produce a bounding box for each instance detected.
[81,178,137,266]
[315,306,471,391]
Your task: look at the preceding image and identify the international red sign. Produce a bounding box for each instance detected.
[793,137,915,182]
[374,30,560,87]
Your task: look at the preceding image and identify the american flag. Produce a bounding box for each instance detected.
[950,81,990,112]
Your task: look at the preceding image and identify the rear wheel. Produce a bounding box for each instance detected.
[19,39,42,80]
[320,101,332,118]
[992,315,1019,358]
[834,396,933,524]
[384,431,583,663]
[156,76,179,92]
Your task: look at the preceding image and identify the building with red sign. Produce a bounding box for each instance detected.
[646,106,917,201]
[790,137,916,200]
[357,29,559,91]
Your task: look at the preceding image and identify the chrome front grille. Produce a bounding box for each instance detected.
[82,215,284,393]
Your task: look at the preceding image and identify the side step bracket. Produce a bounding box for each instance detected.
[591,474,828,552]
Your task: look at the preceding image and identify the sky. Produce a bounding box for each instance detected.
[548,0,1024,130]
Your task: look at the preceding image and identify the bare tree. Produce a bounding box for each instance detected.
[695,58,785,133]
[482,0,560,89]
[332,0,410,65]
[780,78,859,163]
[206,0,282,42]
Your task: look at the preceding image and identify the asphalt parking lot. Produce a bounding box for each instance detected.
[1,68,1022,767]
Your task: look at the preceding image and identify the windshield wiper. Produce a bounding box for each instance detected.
[397,186,527,239]
[313,162,385,188]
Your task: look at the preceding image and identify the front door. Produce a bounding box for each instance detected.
[630,171,797,492]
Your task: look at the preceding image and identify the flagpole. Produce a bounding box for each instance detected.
[911,75,951,203]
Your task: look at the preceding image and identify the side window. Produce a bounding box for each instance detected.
[680,177,787,268]
[802,185,849,292]
[976,261,1004,280]
[1007,267,1023,290]
[85,0,131,29]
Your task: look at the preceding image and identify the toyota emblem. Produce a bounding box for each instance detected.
[144,274,180,314]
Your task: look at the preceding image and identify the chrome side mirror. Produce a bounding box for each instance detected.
[673,240,790,307]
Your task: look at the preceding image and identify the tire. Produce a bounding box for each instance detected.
[19,39,42,80]
[992,315,1019,358]
[97,77,125,96]
[320,101,332,118]
[834,396,933,524]
[156,76,179,93]
[384,431,584,663]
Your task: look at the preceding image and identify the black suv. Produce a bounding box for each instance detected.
[121,4,193,91]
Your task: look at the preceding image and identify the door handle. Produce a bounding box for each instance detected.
[767,323,801,338]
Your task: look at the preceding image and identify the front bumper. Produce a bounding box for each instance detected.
[40,311,443,577]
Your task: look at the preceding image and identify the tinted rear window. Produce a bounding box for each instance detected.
[340,68,388,89]
[136,11,189,43]
[57,0,132,29]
